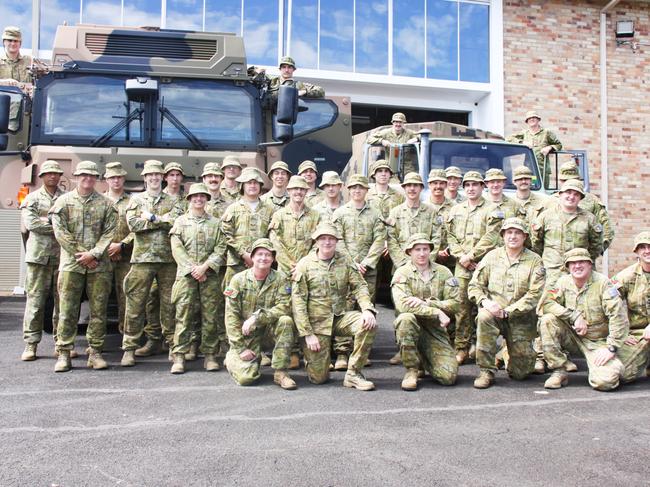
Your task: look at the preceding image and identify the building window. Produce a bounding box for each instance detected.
[353,0,389,74]
[205,0,242,35]
[426,0,458,80]
[167,0,204,31]
[243,0,280,66]
[319,0,354,71]
[459,1,489,82]
[393,0,425,77]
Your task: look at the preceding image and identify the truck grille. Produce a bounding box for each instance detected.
[85,33,217,61]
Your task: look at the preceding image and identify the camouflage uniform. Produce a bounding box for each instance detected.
[0,52,32,83]
[260,191,289,211]
[305,189,325,207]
[367,185,404,219]
[488,195,525,221]
[507,125,562,181]
[267,77,324,98]
[220,184,241,204]
[514,192,550,228]
[50,188,118,352]
[387,202,444,269]
[224,268,295,385]
[269,205,321,274]
[366,125,419,175]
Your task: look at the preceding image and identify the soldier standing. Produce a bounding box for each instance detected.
[366,159,404,219]
[220,156,243,203]
[292,223,378,390]
[260,160,292,210]
[427,168,454,267]
[20,160,65,361]
[391,234,460,390]
[312,171,344,221]
[444,166,464,204]
[512,165,550,227]
[202,162,229,218]
[50,161,117,372]
[0,26,33,93]
[224,238,297,389]
[297,160,324,206]
[468,218,545,388]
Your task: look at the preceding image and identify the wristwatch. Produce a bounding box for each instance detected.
[149,214,156,222]
[607,345,617,354]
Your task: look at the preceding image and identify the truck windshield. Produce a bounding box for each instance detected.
[429,140,541,190]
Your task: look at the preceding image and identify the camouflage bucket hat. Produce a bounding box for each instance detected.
[141,159,164,176]
[445,166,463,179]
[221,156,242,169]
[401,172,424,187]
[404,233,434,254]
[201,162,223,177]
[512,165,534,181]
[319,171,343,187]
[267,160,292,177]
[564,248,593,268]
[279,56,296,68]
[235,167,265,186]
[558,161,581,180]
[164,161,185,176]
[251,238,276,255]
[286,175,309,190]
[346,174,370,189]
[558,179,585,198]
[485,168,507,181]
[525,110,541,122]
[462,171,484,185]
[391,112,407,123]
[500,217,529,235]
[633,231,650,252]
[370,159,393,177]
[104,161,127,178]
[312,223,341,241]
[38,160,64,177]
[2,26,21,41]
[73,160,100,177]
[298,160,318,175]
[185,183,212,201]
[427,168,447,183]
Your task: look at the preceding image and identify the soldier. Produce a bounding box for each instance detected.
[169,183,224,374]
[512,165,550,227]
[292,223,378,390]
[367,113,420,175]
[391,234,460,390]
[120,160,182,367]
[446,171,504,364]
[507,110,562,183]
[260,160,292,210]
[103,162,133,335]
[220,156,243,203]
[427,168,455,267]
[19,160,65,361]
[50,161,118,372]
[366,159,404,219]
[257,56,324,99]
[484,168,525,220]
[611,231,650,380]
[312,171,344,221]
[202,162,229,218]
[0,26,33,94]
[539,248,629,391]
[224,238,297,389]
[468,218,545,388]
[444,166,464,204]
[297,160,324,206]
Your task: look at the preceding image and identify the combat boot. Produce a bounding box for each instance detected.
[544,369,569,389]
[21,343,37,361]
[204,354,220,372]
[564,359,578,372]
[401,368,419,391]
[274,370,297,390]
[534,358,546,375]
[171,354,185,374]
[185,342,199,361]
[289,353,301,370]
[54,347,79,359]
[54,349,71,373]
[86,348,108,370]
[343,369,375,391]
[121,350,136,367]
[260,352,272,367]
[388,351,402,365]
[473,370,495,389]
[468,343,477,361]
[334,354,348,371]
[135,339,162,357]
[455,349,469,365]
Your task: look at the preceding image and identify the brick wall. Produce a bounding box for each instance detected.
[503,0,650,274]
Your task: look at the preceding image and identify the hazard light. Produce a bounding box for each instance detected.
[17,185,29,206]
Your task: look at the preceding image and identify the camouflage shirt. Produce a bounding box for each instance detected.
[366,127,418,146]
[268,76,325,98]
[0,53,32,83]
[551,192,615,251]
[221,183,241,204]
[305,189,325,207]
[221,198,274,266]
[105,192,133,261]
[292,250,375,336]
[444,191,465,204]
[21,186,64,266]
[612,262,650,331]
[387,202,445,269]
[332,202,386,269]
[50,189,118,273]
[507,127,562,174]
[260,190,290,211]
[487,194,526,221]
[311,199,341,223]
[268,205,321,273]
[367,185,405,219]
[514,192,551,228]
[163,188,188,212]
[205,192,230,222]
[170,212,224,278]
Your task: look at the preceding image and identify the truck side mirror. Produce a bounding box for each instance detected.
[276,84,299,125]
[0,94,10,150]
[274,122,293,143]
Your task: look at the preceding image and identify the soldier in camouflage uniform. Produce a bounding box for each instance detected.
[427,168,455,269]
[484,168,526,221]
[169,184,225,374]
[444,166,465,204]
[19,160,65,361]
[224,239,297,389]
[312,171,343,221]
[468,218,545,388]
[1,26,33,93]
[539,248,629,391]
[391,234,460,390]
[103,162,133,335]
[506,110,562,184]
[366,160,404,219]
[260,160,291,210]
[220,156,243,203]
[611,232,650,381]
[512,165,550,227]
[446,171,504,364]
[254,56,324,99]
[292,223,378,390]
[297,160,325,206]
[367,113,420,175]
[120,160,183,367]
[50,161,118,372]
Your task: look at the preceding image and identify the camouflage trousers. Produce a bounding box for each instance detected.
[122,263,177,350]
[616,329,650,383]
[394,313,458,385]
[56,271,112,351]
[301,311,376,384]
[23,262,59,344]
[171,273,221,355]
[539,314,626,391]
[225,315,294,386]
[453,275,476,352]
[476,309,536,380]
[144,279,162,342]
[110,260,130,334]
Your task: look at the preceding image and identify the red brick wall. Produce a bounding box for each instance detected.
[503,0,650,274]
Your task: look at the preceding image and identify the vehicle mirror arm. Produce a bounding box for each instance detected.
[91,107,144,147]
[158,106,206,151]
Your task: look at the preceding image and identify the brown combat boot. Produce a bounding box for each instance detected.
[204,354,220,372]
[334,354,348,371]
[468,343,477,361]
[86,348,108,370]
[401,368,419,391]
[388,351,402,365]
[185,342,199,361]
[135,339,162,357]
[54,349,71,373]
[473,370,495,389]
[21,343,37,361]
[544,369,569,389]
[171,354,185,374]
[564,358,578,373]
[534,358,546,375]
[343,369,375,391]
[54,347,79,358]
[260,352,272,367]
[455,349,469,365]
[121,350,136,367]
[289,353,301,370]
[274,370,297,390]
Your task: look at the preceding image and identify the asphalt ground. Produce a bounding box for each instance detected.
[1,296,649,487]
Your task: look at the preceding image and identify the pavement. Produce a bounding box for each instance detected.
[1,296,649,487]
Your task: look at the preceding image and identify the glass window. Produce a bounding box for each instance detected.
[393,0,424,78]
[243,0,279,66]
[123,0,162,28]
[459,2,489,82]
[355,0,388,74]
[293,99,338,137]
[82,0,123,26]
[39,0,79,50]
[289,0,318,69]
[167,0,204,31]
[426,0,457,81]
[319,0,353,71]
[205,0,242,34]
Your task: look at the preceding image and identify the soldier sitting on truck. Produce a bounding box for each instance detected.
[250,56,324,100]
[0,26,33,95]
[366,113,420,176]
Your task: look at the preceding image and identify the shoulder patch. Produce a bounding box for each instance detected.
[492,210,505,219]
[594,223,603,233]
[285,284,292,294]
[223,287,238,298]
[536,266,546,277]
[436,216,443,225]
[446,277,459,287]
